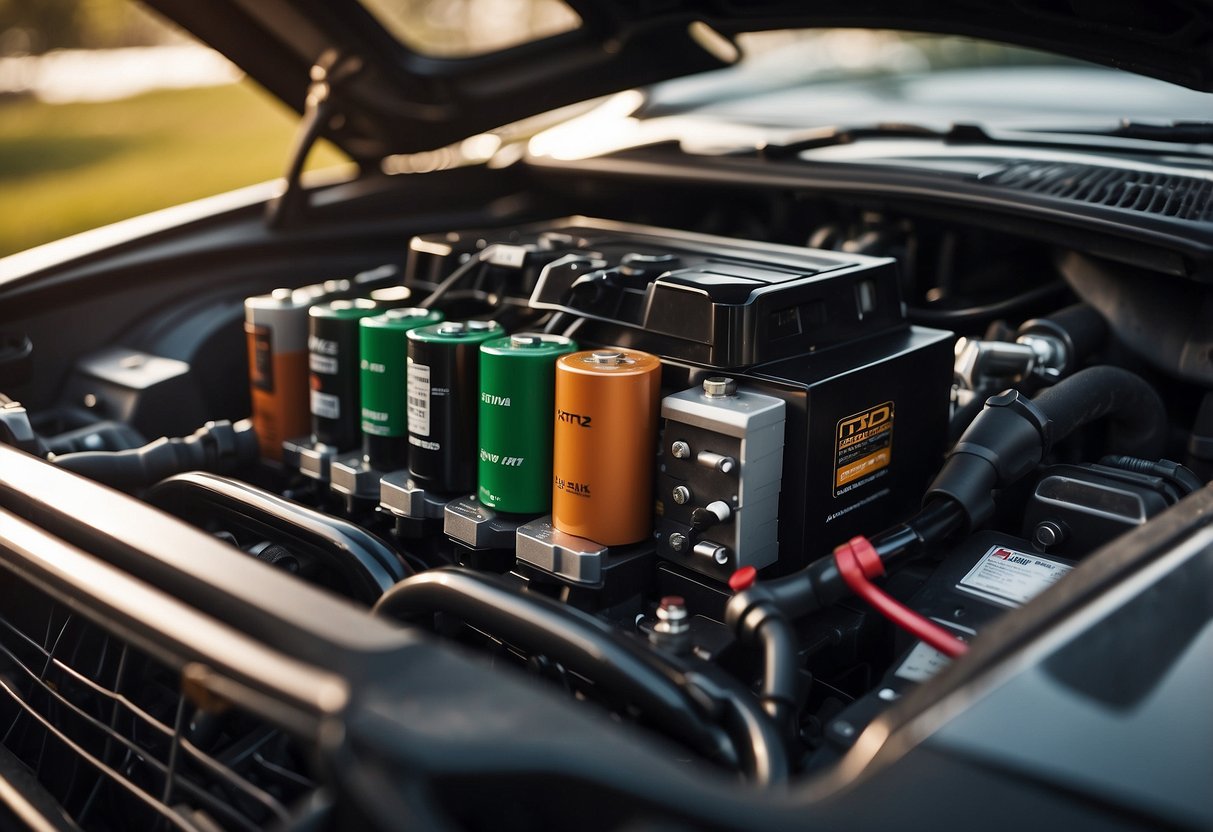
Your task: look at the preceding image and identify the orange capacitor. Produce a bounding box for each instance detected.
[552,348,662,546]
[245,288,312,460]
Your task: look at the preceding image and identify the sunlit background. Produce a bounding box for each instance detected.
[0,0,606,258]
[0,0,1102,259]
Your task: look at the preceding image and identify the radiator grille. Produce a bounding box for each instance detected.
[0,575,318,831]
[982,162,1213,222]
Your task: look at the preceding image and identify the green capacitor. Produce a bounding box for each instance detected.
[478,333,578,514]
[359,307,444,471]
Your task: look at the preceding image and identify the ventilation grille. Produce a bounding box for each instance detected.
[0,574,319,831]
[982,162,1213,222]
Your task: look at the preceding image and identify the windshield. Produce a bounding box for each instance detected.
[644,30,1213,130]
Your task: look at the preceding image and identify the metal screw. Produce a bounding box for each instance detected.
[671,485,691,505]
[671,440,691,459]
[669,532,687,552]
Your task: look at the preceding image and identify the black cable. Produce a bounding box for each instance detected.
[418,250,491,310]
[1099,455,1204,495]
[907,282,1070,327]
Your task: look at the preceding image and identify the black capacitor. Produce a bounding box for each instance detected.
[406,320,504,494]
[308,298,380,450]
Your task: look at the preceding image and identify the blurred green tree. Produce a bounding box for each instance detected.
[0,0,174,54]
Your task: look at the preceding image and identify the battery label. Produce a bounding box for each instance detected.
[246,323,274,392]
[310,390,340,420]
[834,401,894,496]
[957,545,1073,608]
[407,359,431,437]
[309,354,338,375]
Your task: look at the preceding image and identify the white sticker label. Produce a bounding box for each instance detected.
[407,359,430,437]
[957,545,1073,608]
[309,354,338,375]
[486,244,528,268]
[894,641,952,683]
[310,390,340,420]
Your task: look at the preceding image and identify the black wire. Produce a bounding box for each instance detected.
[418,250,490,310]
[907,282,1070,327]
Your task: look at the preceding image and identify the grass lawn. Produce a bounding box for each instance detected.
[0,81,348,258]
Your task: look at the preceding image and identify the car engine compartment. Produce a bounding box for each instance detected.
[0,161,1210,830]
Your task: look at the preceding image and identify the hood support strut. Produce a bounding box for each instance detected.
[266,50,364,230]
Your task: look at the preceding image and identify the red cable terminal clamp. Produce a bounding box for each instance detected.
[834,536,969,659]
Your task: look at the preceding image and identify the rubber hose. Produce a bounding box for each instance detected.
[52,419,258,491]
[1032,366,1167,458]
[373,568,787,786]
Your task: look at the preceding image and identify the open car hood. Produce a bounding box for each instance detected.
[146,0,1213,162]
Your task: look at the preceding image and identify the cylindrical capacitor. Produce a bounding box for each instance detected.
[478,333,578,514]
[359,307,444,471]
[308,298,381,450]
[245,288,313,460]
[407,320,504,493]
[552,348,662,546]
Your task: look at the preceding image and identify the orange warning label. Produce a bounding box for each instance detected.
[834,401,894,495]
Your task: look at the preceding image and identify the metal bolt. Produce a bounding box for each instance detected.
[671,485,691,505]
[1034,520,1065,548]
[669,532,688,552]
[671,440,691,459]
[654,596,689,635]
[702,376,737,398]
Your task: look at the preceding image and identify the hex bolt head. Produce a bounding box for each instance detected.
[702,376,737,398]
[671,485,691,505]
[670,440,691,459]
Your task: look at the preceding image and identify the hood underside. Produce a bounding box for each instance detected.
[147,0,1213,162]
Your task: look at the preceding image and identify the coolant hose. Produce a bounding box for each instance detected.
[373,568,788,787]
[52,418,259,492]
[1033,366,1166,459]
[930,366,1166,529]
